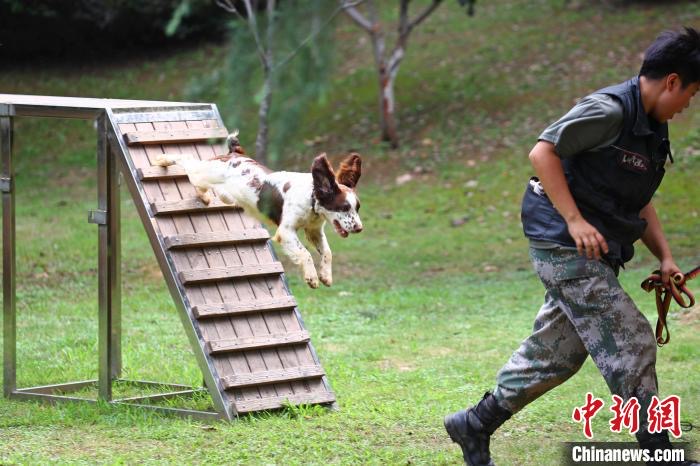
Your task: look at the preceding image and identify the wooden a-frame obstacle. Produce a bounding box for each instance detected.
[0,94,336,420]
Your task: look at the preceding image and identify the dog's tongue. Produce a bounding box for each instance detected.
[333,221,349,238]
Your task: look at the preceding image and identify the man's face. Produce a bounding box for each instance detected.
[655,74,700,122]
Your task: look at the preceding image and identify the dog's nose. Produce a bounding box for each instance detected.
[354,225,363,233]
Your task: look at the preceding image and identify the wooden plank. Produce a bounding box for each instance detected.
[234,391,336,413]
[179,263,284,285]
[208,331,310,354]
[164,229,270,249]
[150,198,241,215]
[221,365,325,389]
[193,296,297,319]
[125,127,228,145]
[137,165,187,180]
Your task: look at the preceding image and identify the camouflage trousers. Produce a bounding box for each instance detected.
[492,246,658,426]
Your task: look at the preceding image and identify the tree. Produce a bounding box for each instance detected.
[216,0,277,164]
[339,0,475,148]
[215,0,345,166]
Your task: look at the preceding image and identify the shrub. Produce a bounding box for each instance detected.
[0,0,229,60]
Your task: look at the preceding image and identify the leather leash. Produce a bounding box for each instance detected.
[641,265,699,347]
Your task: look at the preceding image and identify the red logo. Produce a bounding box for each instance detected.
[648,395,682,438]
[573,393,683,439]
[609,395,640,434]
[572,392,605,439]
[614,145,650,173]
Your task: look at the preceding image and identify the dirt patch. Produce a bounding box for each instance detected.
[378,358,417,372]
[128,260,165,285]
[320,343,348,354]
[677,304,699,327]
[424,346,455,357]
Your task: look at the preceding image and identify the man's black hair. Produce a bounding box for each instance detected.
[639,26,700,87]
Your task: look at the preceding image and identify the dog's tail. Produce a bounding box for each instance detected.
[226,129,242,154]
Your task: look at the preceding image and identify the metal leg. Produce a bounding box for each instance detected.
[109,134,121,379]
[1,110,15,398]
[96,112,113,400]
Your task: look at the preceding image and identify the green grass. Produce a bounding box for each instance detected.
[1,0,699,464]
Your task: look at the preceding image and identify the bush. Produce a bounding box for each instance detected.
[0,0,229,60]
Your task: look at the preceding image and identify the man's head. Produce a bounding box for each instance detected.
[640,27,700,122]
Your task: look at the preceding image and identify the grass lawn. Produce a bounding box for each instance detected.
[1,0,699,464]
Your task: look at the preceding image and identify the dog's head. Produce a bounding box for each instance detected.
[311,152,363,238]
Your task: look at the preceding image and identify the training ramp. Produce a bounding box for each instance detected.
[106,104,337,419]
[1,95,334,420]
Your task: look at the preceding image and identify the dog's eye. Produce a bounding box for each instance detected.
[341,203,351,212]
[356,201,360,212]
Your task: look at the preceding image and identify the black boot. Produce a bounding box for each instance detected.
[444,392,512,466]
[636,430,699,466]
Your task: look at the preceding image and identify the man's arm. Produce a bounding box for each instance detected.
[639,202,682,285]
[528,141,609,259]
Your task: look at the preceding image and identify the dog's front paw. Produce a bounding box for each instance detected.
[319,269,332,287]
[304,270,320,289]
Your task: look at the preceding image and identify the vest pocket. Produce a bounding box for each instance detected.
[521,178,558,239]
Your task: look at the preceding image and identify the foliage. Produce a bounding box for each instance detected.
[187,0,336,166]
[0,0,227,59]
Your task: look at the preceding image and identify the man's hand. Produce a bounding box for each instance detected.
[567,215,609,260]
[659,257,683,287]
[640,202,680,287]
[529,141,610,260]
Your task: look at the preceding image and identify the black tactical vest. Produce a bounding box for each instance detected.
[521,76,671,265]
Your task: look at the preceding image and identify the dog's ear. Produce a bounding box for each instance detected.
[312,153,340,205]
[335,153,362,189]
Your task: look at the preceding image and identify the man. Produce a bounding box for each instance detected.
[444,27,700,466]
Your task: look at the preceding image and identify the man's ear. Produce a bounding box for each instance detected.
[666,73,682,91]
[312,153,340,205]
[336,153,362,189]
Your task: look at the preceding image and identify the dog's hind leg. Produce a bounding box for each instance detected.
[305,226,332,287]
[275,226,319,289]
[213,186,237,206]
[155,153,178,167]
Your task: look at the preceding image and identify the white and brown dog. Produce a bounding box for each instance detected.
[155,135,363,288]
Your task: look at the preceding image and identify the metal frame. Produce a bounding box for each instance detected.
[0,96,226,421]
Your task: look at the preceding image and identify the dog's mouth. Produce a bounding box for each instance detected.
[333,220,349,238]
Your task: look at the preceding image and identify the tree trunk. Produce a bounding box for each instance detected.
[255,72,272,165]
[255,0,276,166]
[378,66,399,148]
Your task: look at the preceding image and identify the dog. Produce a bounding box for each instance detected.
[154,134,363,288]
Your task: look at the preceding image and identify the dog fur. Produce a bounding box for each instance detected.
[154,138,362,288]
